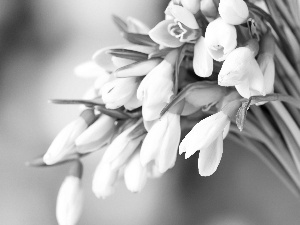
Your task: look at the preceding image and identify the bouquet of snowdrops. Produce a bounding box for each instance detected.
[27,0,300,224]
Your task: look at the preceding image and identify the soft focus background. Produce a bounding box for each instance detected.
[1,1,300,224]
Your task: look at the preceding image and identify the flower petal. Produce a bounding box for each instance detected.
[235,80,251,98]
[124,152,148,193]
[193,37,213,77]
[219,0,249,25]
[198,134,223,176]
[181,0,201,14]
[140,117,168,166]
[157,113,181,173]
[149,20,183,48]
[170,5,199,29]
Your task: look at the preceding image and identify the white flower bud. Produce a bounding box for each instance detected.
[43,118,87,165]
[218,0,249,25]
[56,176,83,225]
[137,50,177,121]
[75,114,115,153]
[205,18,237,61]
[201,0,219,18]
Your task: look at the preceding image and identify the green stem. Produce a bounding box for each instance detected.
[228,133,300,197]
[247,93,300,109]
[266,104,300,174]
[270,101,300,149]
[243,120,300,188]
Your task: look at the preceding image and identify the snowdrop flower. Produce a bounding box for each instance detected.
[124,151,148,193]
[218,46,265,98]
[56,162,83,225]
[101,77,140,109]
[149,5,200,48]
[219,0,249,25]
[75,114,116,153]
[193,36,213,77]
[137,50,178,121]
[201,0,219,19]
[205,18,237,61]
[43,110,96,165]
[140,112,181,173]
[179,111,230,176]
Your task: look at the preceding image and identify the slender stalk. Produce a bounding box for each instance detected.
[249,1,295,65]
[267,104,300,173]
[243,120,300,188]
[228,133,300,197]
[248,93,300,109]
[275,46,300,93]
[270,101,300,150]
[273,0,300,43]
[275,62,300,98]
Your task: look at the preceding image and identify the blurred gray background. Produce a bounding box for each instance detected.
[0,0,300,224]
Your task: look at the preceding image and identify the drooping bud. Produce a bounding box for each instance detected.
[56,161,84,225]
[137,50,178,121]
[75,114,115,153]
[218,0,249,25]
[43,109,96,165]
[201,0,219,18]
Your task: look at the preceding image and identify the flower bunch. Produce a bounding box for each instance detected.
[28,0,300,224]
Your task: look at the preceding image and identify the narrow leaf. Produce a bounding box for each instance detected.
[106,48,149,61]
[121,32,157,47]
[50,99,104,107]
[112,15,128,33]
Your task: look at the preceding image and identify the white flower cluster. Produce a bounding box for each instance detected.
[34,1,280,224]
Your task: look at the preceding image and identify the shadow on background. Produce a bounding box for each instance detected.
[0,1,299,224]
